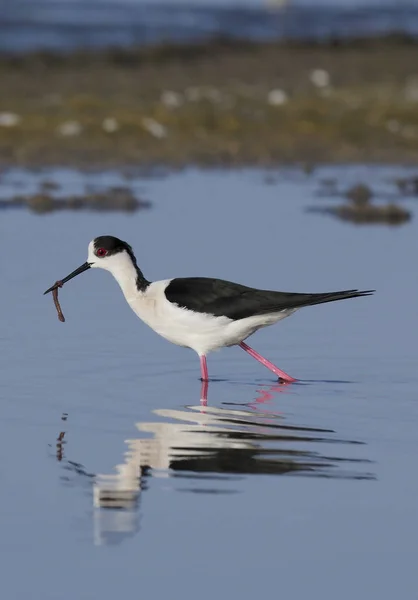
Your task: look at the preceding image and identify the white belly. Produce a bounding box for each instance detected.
[126,280,296,356]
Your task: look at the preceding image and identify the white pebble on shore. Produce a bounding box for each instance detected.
[102,118,119,133]
[0,112,21,127]
[141,117,167,139]
[57,121,82,137]
[267,89,288,106]
[310,69,330,88]
[160,91,183,108]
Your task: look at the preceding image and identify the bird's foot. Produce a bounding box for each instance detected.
[278,376,297,384]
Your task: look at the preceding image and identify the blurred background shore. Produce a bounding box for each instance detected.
[1,1,418,168]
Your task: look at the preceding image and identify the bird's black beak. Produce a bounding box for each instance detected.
[43,262,91,295]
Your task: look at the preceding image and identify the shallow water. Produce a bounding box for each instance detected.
[1,166,417,599]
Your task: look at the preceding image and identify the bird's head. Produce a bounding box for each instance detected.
[44,235,139,295]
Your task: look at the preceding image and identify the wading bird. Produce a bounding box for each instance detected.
[44,236,373,390]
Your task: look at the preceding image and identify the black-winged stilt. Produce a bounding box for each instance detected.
[44,236,373,390]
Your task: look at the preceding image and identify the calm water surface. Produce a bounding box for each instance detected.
[1,1,416,52]
[0,167,417,599]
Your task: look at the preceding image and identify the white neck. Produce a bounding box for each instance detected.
[94,252,145,302]
[112,261,141,302]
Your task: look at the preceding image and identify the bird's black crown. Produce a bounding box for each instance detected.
[93,235,133,257]
[93,235,149,291]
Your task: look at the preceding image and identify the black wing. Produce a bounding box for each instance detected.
[164,277,373,321]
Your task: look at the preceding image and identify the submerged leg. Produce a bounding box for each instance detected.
[200,379,208,406]
[199,355,209,405]
[200,355,209,382]
[239,341,297,383]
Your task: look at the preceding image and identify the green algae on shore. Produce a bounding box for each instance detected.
[2,37,418,168]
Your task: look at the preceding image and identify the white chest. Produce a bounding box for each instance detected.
[124,280,235,353]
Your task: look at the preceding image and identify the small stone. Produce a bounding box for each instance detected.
[310,69,330,88]
[57,121,82,137]
[0,112,21,127]
[267,89,288,106]
[102,117,119,133]
[160,91,183,108]
[141,117,167,139]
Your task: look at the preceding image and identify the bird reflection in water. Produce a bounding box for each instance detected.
[86,383,375,545]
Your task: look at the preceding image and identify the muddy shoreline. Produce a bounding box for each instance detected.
[1,36,418,168]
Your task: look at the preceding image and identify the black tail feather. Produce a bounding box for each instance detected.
[278,289,375,311]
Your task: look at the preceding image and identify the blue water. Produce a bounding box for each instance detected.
[0,166,417,599]
[0,1,416,52]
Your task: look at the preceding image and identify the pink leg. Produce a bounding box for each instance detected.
[200,355,209,381]
[239,341,297,383]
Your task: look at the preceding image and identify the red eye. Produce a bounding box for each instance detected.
[96,248,108,257]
